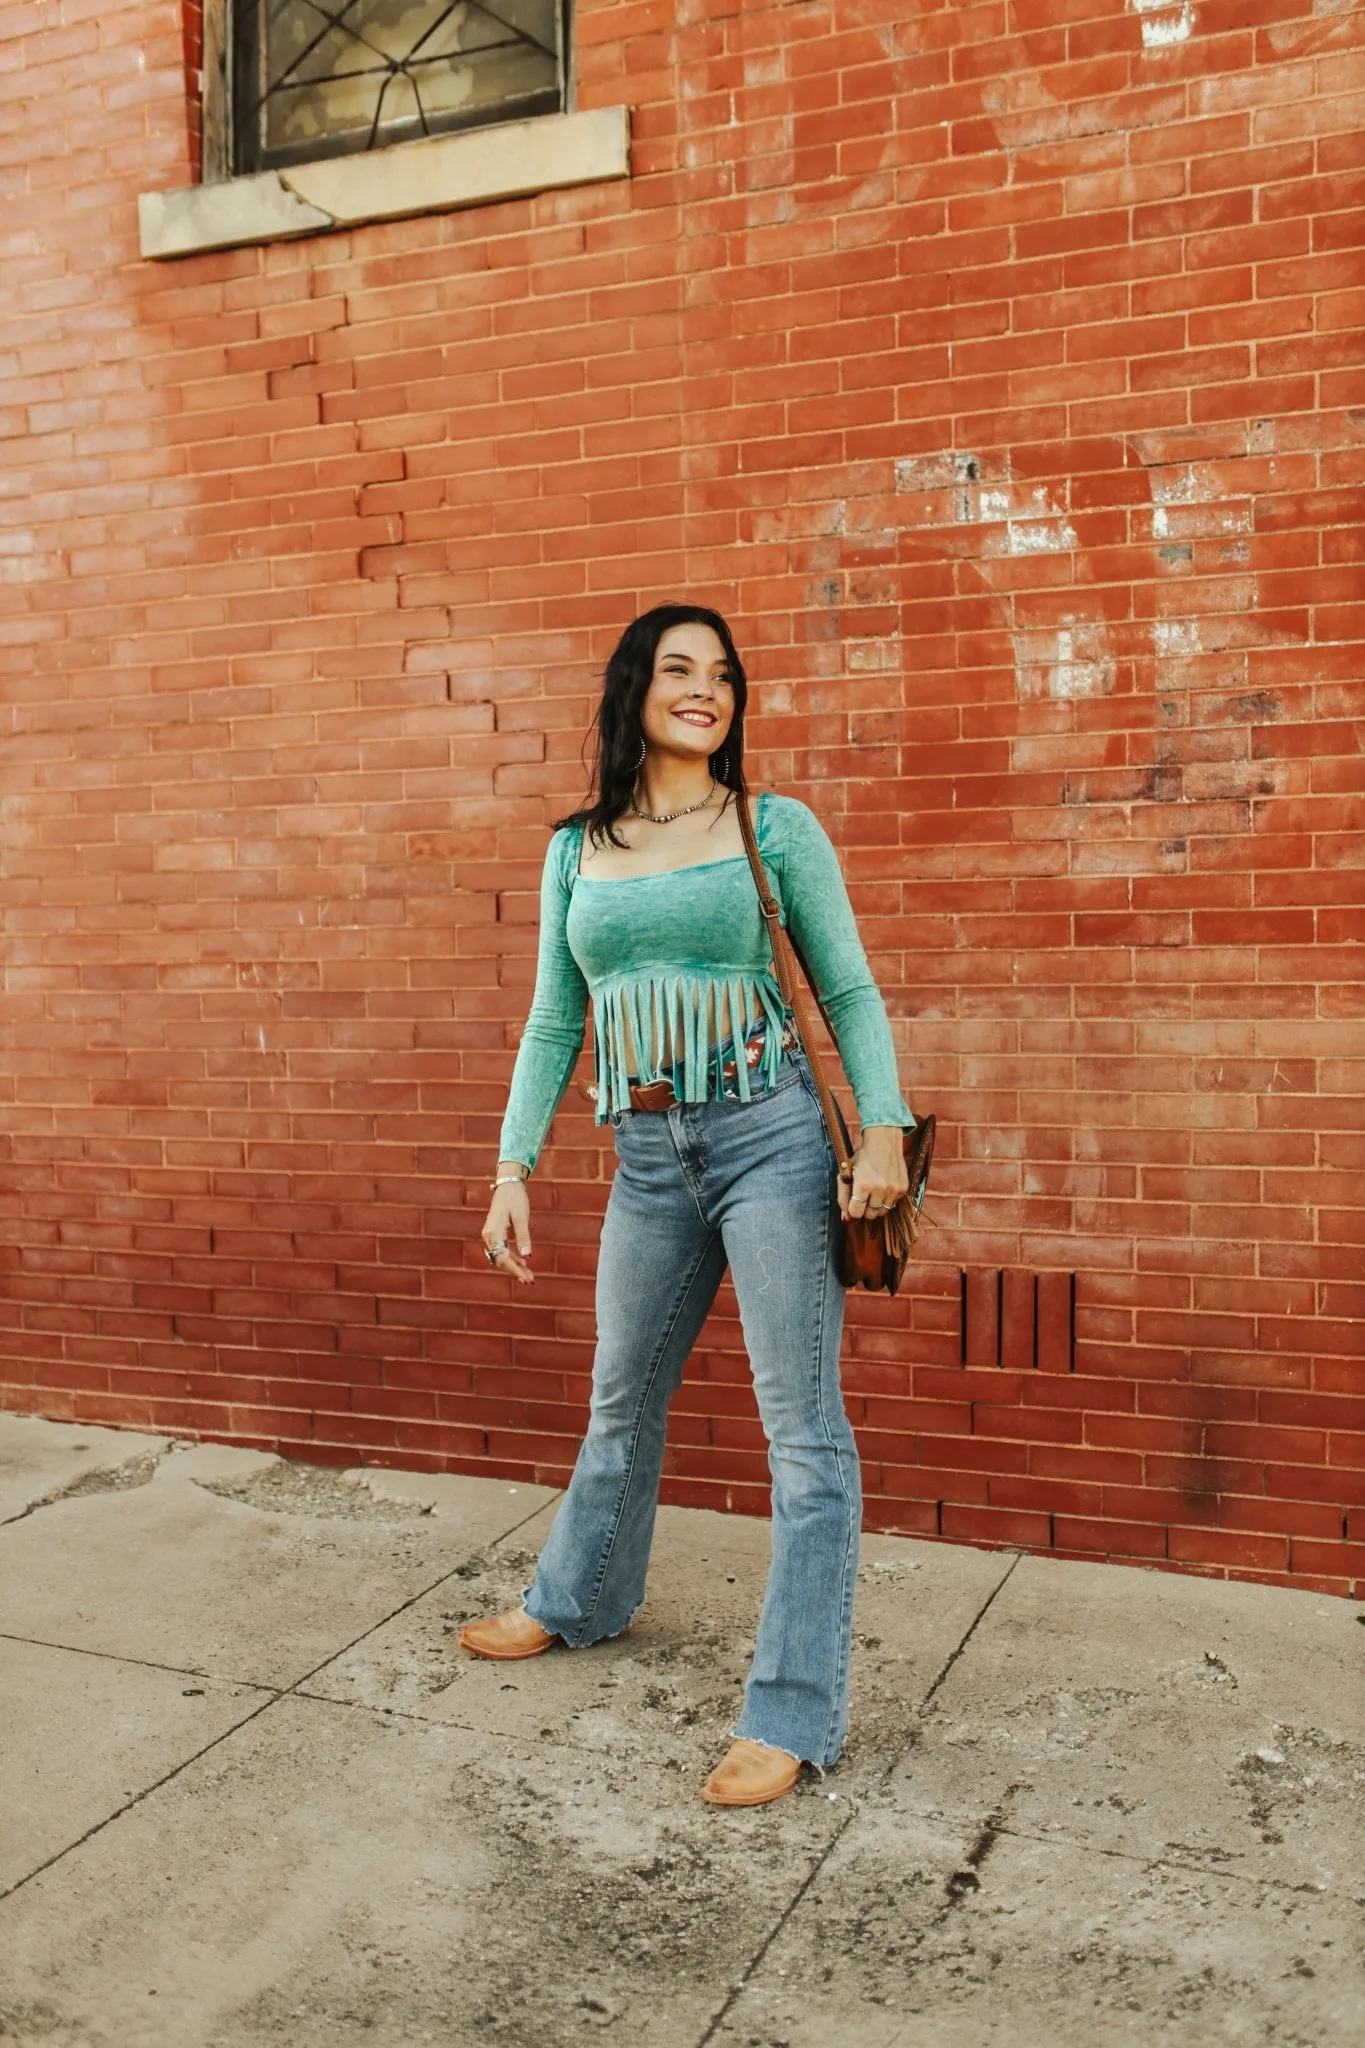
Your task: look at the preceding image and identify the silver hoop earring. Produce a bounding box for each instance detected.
[634,739,647,770]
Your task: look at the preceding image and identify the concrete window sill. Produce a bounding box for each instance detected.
[138,104,630,261]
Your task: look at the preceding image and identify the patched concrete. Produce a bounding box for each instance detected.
[0,1416,1360,2047]
[0,1692,840,2048]
[0,1452,555,1690]
[892,1550,1365,1893]
[152,1443,282,1489]
[341,1463,550,1526]
[715,1803,1363,2047]
[0,1413,168,1524]
[307,1503,1013,1781]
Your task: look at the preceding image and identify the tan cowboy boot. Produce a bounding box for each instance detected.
[699,1738,801,1807]
[456,1606,557,1661]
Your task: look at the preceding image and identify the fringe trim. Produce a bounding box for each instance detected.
[592,971,788,1117]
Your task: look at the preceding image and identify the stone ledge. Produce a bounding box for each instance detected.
[138,104,630,261]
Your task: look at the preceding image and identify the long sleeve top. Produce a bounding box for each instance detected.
[497,791,913,1171]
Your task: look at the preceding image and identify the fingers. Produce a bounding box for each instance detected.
[483,1239,535,1286]
[845,1179,909,1219]
[483,1189,534,1285]
[843,1146,910,1222]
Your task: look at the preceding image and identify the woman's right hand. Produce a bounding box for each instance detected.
[482,1172,534,1286]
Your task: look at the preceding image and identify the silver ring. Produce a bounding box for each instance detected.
[486,1239,509,1264]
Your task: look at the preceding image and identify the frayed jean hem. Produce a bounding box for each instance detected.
[726,1726,820,1772]
[731,1718,836,1772]
[515,1063,857,1766]
[520,1586,642,1649]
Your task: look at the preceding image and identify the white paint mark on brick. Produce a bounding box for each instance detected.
[1128,0,1195,47]
[976,488,1014,522]
[847,640,899,671]
[895,454,957,491]
[1150,464,1198,505]
[1019,622,1116,701]
[900,449,1114,701]
[1005,519,1080,555]
[957,478,1080,557]
[0,534,60,584]
[743,53,785,86]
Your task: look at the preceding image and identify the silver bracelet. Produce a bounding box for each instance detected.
[489,1173,528,1189]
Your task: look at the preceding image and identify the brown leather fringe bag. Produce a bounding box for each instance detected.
[738,797,934,1297]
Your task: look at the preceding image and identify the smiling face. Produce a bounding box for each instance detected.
[638,621,736,769]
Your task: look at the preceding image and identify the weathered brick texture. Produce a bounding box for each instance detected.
[3,0,1362,1594]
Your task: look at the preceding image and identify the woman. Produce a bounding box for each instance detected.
[462,603,913,1807]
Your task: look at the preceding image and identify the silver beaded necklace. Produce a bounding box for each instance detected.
[629,783,722,826]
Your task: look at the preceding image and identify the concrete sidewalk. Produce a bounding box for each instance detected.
[0,1414,1360,2047]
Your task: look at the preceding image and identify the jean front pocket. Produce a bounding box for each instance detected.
[741,1053,805,1100]
[795,1058,843,1164]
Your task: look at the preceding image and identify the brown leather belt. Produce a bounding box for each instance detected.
[625,1018,799,1113]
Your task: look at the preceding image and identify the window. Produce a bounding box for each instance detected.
[141,0,626,260]
[229,0,567,176]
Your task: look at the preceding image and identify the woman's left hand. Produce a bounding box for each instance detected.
[838,1124,910,1223]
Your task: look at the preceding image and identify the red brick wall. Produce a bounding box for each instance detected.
[3,0,1362,1594]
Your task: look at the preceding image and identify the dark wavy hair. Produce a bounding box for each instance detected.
[557,604,750,849]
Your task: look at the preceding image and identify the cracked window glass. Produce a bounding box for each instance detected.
[234,0,565,174]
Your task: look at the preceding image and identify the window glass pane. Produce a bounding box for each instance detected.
[241,0,562,171]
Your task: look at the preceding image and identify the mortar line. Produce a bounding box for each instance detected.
[693,1551,1022,2047]
[0,1495,559,1907]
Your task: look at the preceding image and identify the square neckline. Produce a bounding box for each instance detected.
[573,791,766,883]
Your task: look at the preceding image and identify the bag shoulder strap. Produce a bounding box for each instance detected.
[738,793,853,1174]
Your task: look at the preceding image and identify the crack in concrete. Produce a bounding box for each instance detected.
[940,1786,1023,1913]
[0,1694,276,1910]
[5,1442,486,1529]
[275,169,338,229]
[0,1628,276,1691]
[693,1550,1024,2047]
[0,1491,558,1907]
[917,1551,1021,1716]
[268,1685,1352,1914]
[2,1447,169,1525]
[980,1817,1345,1900]
[194,1462,435,1523]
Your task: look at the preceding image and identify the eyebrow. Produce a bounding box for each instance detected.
[659,652,732,674]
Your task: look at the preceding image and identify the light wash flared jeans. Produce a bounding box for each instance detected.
[523,1048,860,1767]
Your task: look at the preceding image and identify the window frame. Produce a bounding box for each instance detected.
[140,113,626,262]
[141,0,622,262]
[222,0,570,182]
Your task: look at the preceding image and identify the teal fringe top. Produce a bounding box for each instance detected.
[497,792,914,1171]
